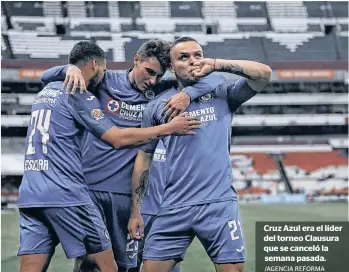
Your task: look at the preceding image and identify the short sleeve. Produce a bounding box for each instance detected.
[138,100,163,153]
[217,78,257,113]
[66,92,114,138]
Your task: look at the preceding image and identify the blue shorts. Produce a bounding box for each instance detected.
[18,204,111,259]
[89,191,138,268]
[143,200,245,264]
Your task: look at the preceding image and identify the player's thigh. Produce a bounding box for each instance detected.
[18,208,58,257]
[20,253,53,272]
[143,207,194,262]
[142,260,177,272]
[96,191,138,268]
[89,248,118,272]
[214,262,244,272]
[42,204,112,259]
[137,214,157,264]
[194,200,246,264]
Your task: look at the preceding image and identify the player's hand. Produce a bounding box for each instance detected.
[190,58,215,79]
[128,213,144,240]
[62,65,87,94]
[167,112,201,135]
[162,92,190,122]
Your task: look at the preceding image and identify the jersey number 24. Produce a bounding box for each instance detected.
[26,109,51,155]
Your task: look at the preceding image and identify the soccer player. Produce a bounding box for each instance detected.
[129,140,180,272]
[17,41,200,272]
[129,36,272,272]
[40,39,220,272]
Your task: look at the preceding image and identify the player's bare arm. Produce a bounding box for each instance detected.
[100,112,200,149]
[128,150,153,240]
[191,58,272,92]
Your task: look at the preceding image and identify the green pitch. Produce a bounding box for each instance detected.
[2,203,348,272]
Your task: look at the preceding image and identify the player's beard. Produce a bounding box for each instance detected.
[89,72,100,88]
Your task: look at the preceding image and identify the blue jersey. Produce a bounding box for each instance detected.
[141,140,166,216]
[141,76,257,209]
[41,67,221,194]
[18,81,114,208]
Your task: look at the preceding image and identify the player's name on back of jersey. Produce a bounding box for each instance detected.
[25,159,49,171]
[33,88,61,105]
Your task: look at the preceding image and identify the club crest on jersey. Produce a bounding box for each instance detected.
[107,100,120,112]
[199,93,213,102]
[144,90,155,100]
[90,108,104,120]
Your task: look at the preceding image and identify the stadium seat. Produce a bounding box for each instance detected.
[170,1,203,18]
[266,1,309,32]
[235,1,268,18]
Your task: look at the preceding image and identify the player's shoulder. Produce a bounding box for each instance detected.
[104,69,126,82]
[36,81,64,98]
[211,73,244,94]
[210,72,226,83]
[46,81,64,90]
[209,73,228,89]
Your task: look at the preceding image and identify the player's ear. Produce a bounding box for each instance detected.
[134,54,141,66]
[92,59,99,70]
[169,62,174,73]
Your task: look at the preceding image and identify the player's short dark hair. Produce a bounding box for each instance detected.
[68,41,106,66]
[137,39,171,71]
[170,36,200,52]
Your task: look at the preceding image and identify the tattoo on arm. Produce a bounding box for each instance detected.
[127,134,170,148]
[217,63,271,81]
[135,169,150,204]
[216,63,253,80]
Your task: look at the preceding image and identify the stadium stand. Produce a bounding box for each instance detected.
[1,1,348,207]
[231,150,348,196]
[1,1,347,62]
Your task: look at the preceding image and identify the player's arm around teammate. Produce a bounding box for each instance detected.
[41,62,227,122]
[41,61,201,149]
[41,63,193,117]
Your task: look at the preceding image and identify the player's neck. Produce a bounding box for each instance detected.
[177,78,196,91]
[128,68,142,92]
[79,67,93,87]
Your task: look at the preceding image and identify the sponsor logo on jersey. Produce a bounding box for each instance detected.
[90,108,104,120]
[105,98,147,121]
[153,148,166,162]
[87,96,96,101]
[187,106,218,126]
[107,99,120,113]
